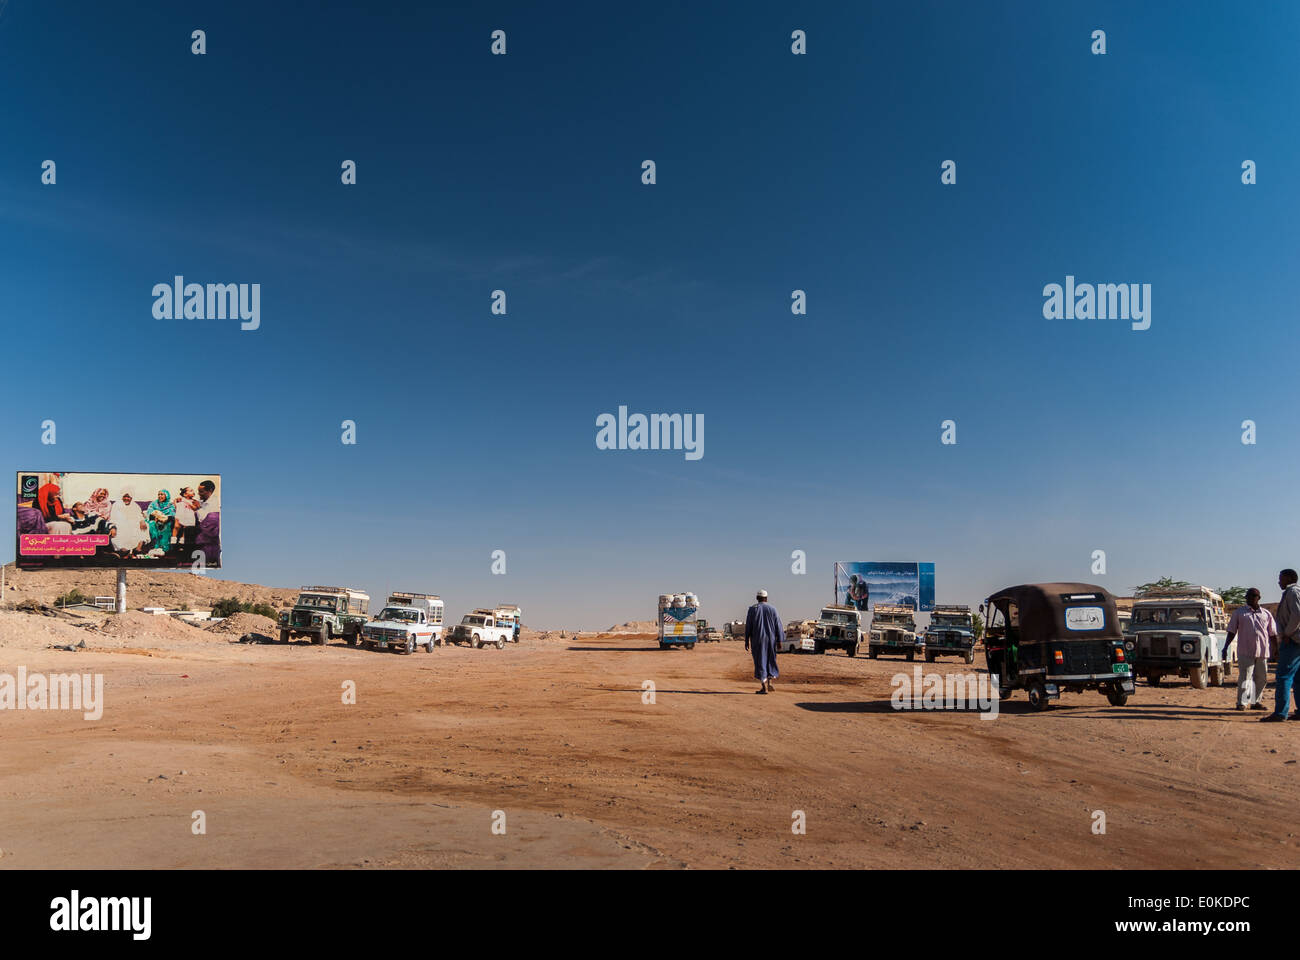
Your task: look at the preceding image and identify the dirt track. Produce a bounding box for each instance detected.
[1,620,1296,869]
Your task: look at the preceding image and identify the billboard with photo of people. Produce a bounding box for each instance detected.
[834,561,935,612]
[16,472,222,570]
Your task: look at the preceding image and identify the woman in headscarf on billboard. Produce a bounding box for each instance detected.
[84,488,112,521]
[143,489,176,556]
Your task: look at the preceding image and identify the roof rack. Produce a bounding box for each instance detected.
[1137,585,1220,601]
[300,585,369,596]
[874,603,916,615]
[932,604,971,614]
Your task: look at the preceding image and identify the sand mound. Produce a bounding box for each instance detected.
[606,620,657,633]
[98,610,208,643]
[205,612,279,637]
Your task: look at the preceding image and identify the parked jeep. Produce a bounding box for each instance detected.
[278,586,369,645]
[813,604,863,657]
[923,604,976,663]
[447,609,513,650]
[1129,586,1233,688]
[868,604,922,660]
[696,619,723,642]
[359,604,442,654]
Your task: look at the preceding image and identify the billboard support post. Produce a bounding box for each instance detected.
[115,569,126,614]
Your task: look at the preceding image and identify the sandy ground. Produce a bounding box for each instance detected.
[0,607,1297,869]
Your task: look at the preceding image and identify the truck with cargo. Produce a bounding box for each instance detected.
[493,604,523,642]
[658,592,699,650]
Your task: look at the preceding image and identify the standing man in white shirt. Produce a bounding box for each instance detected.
[1225,588,1275,711]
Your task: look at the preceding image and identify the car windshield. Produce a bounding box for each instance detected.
[1133,605,1207,629]
[876,615,912,625]
[298,595,337,610]
[820,611,854,624]
[462,615,485,626]
[932,616,970,627]
[378,607,418,622]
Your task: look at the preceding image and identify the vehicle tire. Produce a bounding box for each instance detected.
[814,640,825,655]
[1189,662,1208,689]
[472,634,482,649]
[280,630,290,644]
[1208,664,1222,687]
[404,635,415,655]
[965,650,975,665]
[1026,681,1050,711]
[346,631,357,647]
[869,646,879,659]
[925,650,936,663]
[315,627,328,646]
[905,650,915,662]
[1147,673,1161,687]
[496,638,506,650]
[425,638,436,653]
[1106,687,1129,707]
[846,644,857,659]
[686,643,695,650]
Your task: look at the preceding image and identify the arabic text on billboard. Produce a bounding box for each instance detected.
[835,561,934,612]
[16,472,222,570]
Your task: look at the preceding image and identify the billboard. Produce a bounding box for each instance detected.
[16,472,221,570]
[834,561,934,612]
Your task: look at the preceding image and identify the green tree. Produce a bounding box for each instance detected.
[55,588,90,607]
[971,612,985,640]
[1133,577,1190,597]
[1218,586,1247,605]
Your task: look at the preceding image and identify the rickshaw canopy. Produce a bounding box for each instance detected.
[984,583,1122,644]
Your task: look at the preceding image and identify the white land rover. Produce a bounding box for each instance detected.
[359,605,442,654]
[447,609,513,650]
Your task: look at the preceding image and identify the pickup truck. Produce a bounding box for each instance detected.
[359,604,442,654]
[446,609,514,650]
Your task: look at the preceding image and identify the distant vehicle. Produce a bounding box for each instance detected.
[494,604,523,642]
[982,583,1134,710]
[658,592,699,650]
[779,619,817,654]
[279,586,370,645]
[813,604,863,657]
[723,620,745,640]
[1128,586,1233,688]
[868,604,921,660]
[359,603,441,654]
[923,604,976,663]
[696,619,723,642]
[447,609,513,650]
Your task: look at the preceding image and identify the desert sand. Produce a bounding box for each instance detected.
[0,570,1296,869]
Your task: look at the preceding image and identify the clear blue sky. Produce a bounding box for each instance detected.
[3,1,1297,628]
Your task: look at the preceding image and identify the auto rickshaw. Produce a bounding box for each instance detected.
[980,583,1134,710]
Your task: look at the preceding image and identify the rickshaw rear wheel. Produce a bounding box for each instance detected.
[1106,687,1129,707]
[1026,681,1050,711]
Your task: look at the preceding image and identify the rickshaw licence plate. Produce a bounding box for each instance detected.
[1111,664,1130,673]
